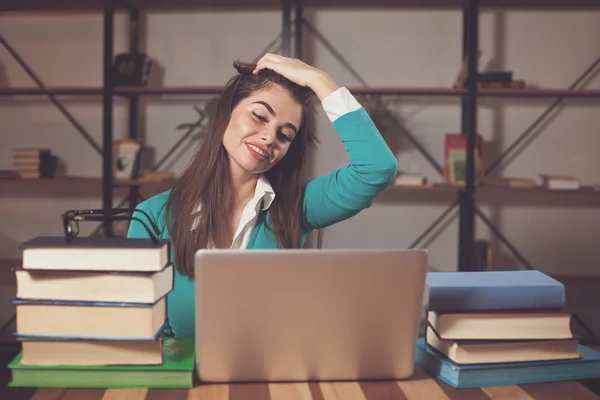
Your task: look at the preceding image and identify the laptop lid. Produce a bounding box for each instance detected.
[194,248,427,383]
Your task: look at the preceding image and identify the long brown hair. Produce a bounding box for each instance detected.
[165,61,319,278]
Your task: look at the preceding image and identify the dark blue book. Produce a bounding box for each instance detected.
[425,270,565,312]
[415,338,600,388]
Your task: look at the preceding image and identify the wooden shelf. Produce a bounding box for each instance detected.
[0,176,101,184]
[378,182,600,206]
[0,176,174,186]
[388,182,600,194]
[114,177,176,186]
[0,87,103,96]
[114,86,224,96]
[478,88,600,98]
[350,87,465,96]
[0,86,464,97]
[0,176,174,198]
[3,86,600,99]
[2,0,600,12]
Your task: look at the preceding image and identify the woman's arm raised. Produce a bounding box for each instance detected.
[254,54,398,232]
[301,95,397,232]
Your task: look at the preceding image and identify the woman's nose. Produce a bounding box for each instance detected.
[260,129,276,145]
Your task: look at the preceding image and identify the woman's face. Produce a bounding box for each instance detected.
[222,84,302,177]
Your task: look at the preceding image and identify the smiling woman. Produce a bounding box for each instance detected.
[222,77,302,175]
[127,53,398,337]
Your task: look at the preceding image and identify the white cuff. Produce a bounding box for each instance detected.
[321,86,363,122]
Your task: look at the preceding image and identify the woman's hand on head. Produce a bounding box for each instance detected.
[253,53,339,101]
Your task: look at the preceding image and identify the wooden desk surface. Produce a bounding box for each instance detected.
[25,366,600,400]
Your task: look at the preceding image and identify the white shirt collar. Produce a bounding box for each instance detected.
[192,174,275,214]
[255,174,275,211]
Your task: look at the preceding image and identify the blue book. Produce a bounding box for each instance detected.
[425,270,565,312]
[415,338,600,388]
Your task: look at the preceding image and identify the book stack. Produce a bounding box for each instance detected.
[539,174,581,191]
[443,132,484,184]
[478,71,525,89]
[417,270,600,388]
[12,148,58,179]
[7,236,194,388]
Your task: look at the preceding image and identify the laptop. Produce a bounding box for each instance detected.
[194,248,427,383]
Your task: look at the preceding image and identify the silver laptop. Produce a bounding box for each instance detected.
[194,248,427,382]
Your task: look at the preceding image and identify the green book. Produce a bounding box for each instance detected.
[7,337,195,389]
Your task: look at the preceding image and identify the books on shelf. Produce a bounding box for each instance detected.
[394,173,427,187]
[7,235,195,389]
[12,148,58,179]
[418,269,600,388]
[443,133,484,184]
[540,174,581,191]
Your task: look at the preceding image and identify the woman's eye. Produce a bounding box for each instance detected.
[252,112,267,122]
[278,132,292,142]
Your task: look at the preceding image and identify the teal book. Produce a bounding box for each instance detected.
[8,337,195,389]
[415,338,600,388]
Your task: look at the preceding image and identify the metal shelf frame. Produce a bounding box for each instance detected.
[1,0,600,271]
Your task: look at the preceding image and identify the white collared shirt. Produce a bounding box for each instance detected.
[229,174,275,249]
[194,86,362,249]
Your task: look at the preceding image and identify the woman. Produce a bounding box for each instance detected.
[127,53,398,337]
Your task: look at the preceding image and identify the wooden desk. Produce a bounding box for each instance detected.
[24,366,600,400]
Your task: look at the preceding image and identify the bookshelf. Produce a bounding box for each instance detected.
[3,86,600,98]
[1,0,600,273]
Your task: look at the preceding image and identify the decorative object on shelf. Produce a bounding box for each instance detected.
[113,139,142,180]
[12,148,58,179]
[478,71,512,82]
[454,58,527,90]
[394,172,427,187]
[112,52,154,86]
[478,71,526,89]
[540,174,581,191]
[484,177,537,189]
[443,133,484,184]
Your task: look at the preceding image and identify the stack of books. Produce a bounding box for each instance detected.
[477,71,526,89]
[417,269,600,388]
[12,148,58,179]
[7,235,195,388]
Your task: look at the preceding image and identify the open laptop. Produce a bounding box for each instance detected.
[194,248,427,383]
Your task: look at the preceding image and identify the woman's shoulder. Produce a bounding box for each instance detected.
[135,190,171,218]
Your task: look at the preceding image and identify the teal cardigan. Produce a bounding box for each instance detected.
[127,107,397,337]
